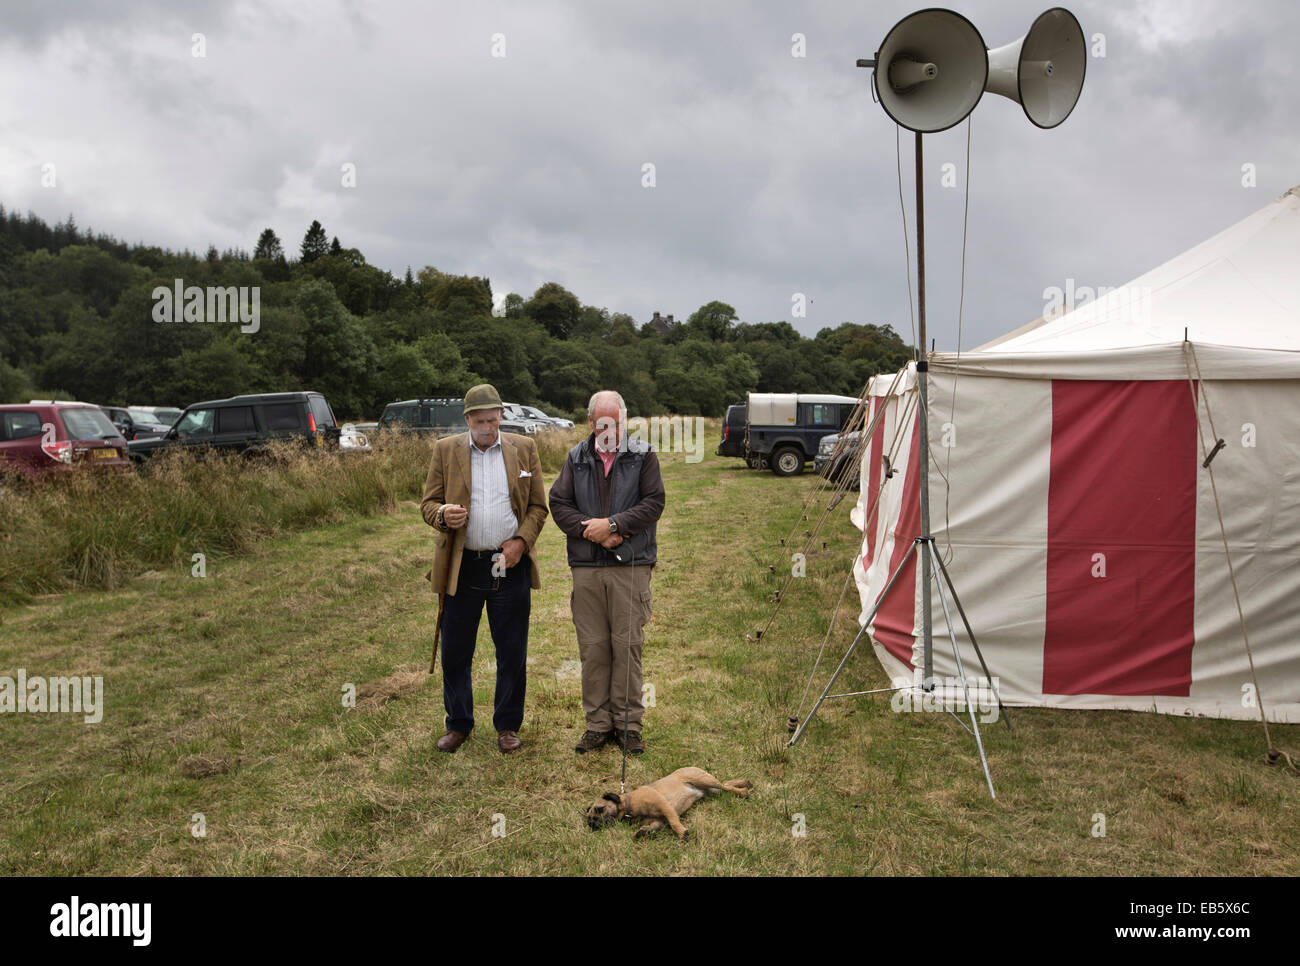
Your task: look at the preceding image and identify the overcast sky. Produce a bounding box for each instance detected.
[1,0,1295,350]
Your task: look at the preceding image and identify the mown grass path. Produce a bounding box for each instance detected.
[2,442,1296,875]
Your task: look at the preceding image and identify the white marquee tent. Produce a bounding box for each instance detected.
[851,186,1300,721]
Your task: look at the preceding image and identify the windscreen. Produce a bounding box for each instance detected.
[60,408,122,440]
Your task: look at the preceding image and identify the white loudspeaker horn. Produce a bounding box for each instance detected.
[986,7,1086,128]
[871,8,987,134]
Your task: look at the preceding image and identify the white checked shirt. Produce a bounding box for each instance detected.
[465,434,520,551]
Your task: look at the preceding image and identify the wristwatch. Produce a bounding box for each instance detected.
[608,518,620,535]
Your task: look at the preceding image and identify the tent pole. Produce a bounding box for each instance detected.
[915,130,934,690]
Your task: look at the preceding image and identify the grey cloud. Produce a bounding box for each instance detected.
[0,0,1294,350]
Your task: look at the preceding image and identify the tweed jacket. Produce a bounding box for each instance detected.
[421,431,548,596]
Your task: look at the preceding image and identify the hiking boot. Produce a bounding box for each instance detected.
[613,729,645,755]
[574,730,611,754]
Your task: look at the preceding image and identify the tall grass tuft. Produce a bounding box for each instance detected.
[0,434,436,602]
[0,427,588,604]
[534,426,585,475]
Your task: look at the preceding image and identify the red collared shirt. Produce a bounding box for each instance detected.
[596,446,617,477]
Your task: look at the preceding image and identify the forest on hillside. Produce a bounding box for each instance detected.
[0,207,912,419]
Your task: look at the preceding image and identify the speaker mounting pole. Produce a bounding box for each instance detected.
[792,8,1086,800]
[915,130,934,688]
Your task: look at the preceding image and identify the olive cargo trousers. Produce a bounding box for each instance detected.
[570,564,652,733]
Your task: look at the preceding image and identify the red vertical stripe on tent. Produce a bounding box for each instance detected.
[863,397,886,561]
[1043,380,1197,696]
[873,413,921,670]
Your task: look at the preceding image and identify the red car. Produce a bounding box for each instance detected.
[0,402,130,481]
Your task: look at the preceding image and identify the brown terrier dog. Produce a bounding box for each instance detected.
[585,767,752,840]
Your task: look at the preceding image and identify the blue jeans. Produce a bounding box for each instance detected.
[440,552,530,734]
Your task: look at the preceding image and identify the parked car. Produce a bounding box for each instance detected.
[743,392,861,476]
[716,401,747,458]
[501,403,555,433]
[339,423,372,452]
[100,406,172,441]
[128,405,184,427]
[525,405,574,429]
[378,398,538,437]
[505,403,575,429]
[127,391,341,461]
[1,402,129,480]
[815,431,863,489]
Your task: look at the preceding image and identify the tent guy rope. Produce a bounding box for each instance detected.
[1182,340,1299,776]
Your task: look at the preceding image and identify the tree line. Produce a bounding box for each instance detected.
[0,206,912,419]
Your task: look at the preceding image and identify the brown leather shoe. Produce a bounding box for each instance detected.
[498,730,522,753]
[436,730,468,753]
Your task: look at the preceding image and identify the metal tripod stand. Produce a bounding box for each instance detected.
[788,530,1010,799]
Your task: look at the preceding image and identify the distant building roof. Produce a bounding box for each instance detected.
[647,311,677,334]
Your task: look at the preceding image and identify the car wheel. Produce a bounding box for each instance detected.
[771,447,805,477]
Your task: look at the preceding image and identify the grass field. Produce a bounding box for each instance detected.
[1,425,1296,875]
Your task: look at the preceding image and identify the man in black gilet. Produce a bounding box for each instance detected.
[548,390,665,755]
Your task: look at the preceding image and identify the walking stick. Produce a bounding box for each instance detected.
[429,531,454,674]
[429,582,448,674]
